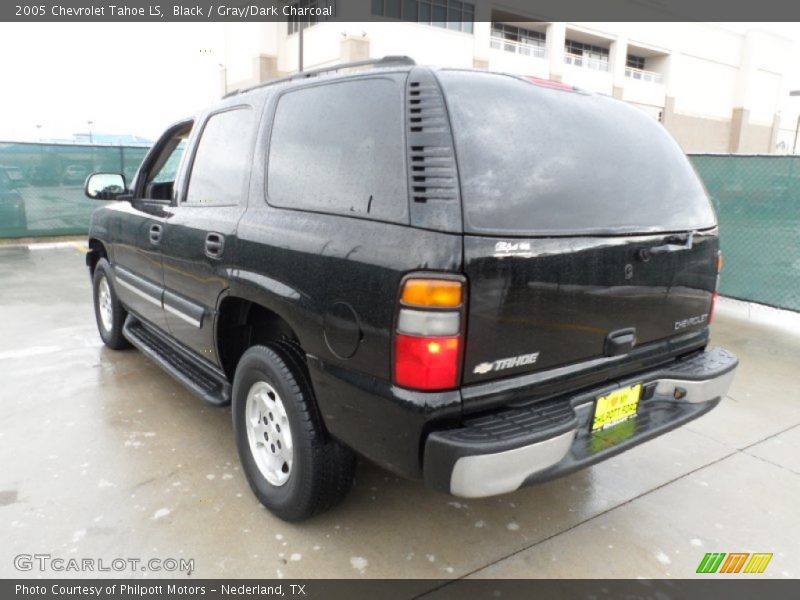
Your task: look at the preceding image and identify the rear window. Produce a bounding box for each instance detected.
[439,70,716,236]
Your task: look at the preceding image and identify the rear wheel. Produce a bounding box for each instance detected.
[92,258,131,350]
[232,344,355,521]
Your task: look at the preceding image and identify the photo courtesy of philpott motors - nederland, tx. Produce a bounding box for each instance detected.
[14,584,278,597]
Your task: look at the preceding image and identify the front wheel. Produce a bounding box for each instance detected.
[232,344,355,521]
[92,258,131,350]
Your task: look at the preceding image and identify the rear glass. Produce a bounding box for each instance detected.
[439,71,716,235]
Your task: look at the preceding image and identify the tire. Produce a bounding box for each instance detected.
[92,258,131,350]
[232,344,356,521]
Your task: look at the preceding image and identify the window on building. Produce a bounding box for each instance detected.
[287,0,333,35]
[564,39,610,71]
[565,40,609,60]
[185,109,254,205]
[626,54,646,70]
[490,23,546,57]
[372,0,474,34]
[267,78,408,223]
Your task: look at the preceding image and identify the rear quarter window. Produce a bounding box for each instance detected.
[438,70,716,236]
[267,76,408,224]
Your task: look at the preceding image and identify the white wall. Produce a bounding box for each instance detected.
[224,23,281,86]
[672,54,738,120]
[486,49,549,78]
[222,20,793,152]
[362,22,475,68]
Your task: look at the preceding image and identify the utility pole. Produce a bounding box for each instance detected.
[298,22,304,72]
[790,91,800,154]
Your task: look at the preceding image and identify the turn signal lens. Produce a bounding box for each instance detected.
[717,253,724,273]
[394,334,460,390]
[401,279,462,308]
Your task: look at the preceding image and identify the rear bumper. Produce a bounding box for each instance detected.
[423,347,737,498]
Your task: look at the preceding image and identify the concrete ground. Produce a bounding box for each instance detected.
[1,244,798,583]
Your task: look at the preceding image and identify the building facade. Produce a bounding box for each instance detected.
[222,6,794,154]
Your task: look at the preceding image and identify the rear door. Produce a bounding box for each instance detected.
[437,71,719,385]
[159,107,255,363]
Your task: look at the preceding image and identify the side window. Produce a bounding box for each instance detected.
[142,124,192,201]
[267,77,408,223]
[152,140,187,184]
[185,108,255,205]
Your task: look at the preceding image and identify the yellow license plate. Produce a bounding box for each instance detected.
[592,384,642,431]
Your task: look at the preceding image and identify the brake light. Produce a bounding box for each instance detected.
[709,292,720,324]
[395,334,460,389]
[394,277,464,390]
[524,76,574,91]
[709,252,723,324]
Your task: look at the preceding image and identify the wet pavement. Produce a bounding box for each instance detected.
[1,244,798,583]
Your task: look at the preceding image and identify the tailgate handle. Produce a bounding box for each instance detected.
[650,231,694,254]
[605,328,636,357]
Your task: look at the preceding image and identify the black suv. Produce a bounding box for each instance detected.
[84,56,738,521]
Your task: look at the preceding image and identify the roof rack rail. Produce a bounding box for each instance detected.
[223,55,416,98]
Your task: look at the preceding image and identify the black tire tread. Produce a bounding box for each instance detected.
[233,343,355,521]
[92,258,131,350]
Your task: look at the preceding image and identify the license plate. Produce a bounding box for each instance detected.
[592,384,642,431]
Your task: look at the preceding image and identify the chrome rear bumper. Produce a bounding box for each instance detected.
[424,347,738,498]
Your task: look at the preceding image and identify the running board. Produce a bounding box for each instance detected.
[122,316,231,406]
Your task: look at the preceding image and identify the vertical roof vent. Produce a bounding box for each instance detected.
[405,68,462,233]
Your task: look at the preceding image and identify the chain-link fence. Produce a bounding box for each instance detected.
[0,141,148,239]
[0,144,797,311]
[689,154,800,312]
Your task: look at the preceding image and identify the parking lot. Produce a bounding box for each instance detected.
[1,243,798,582]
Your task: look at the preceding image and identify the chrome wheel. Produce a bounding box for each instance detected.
[245,381,294,486]
[98,275,113,333]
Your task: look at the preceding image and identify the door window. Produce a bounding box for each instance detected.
[185,108,255,206]
[141,123,192,201]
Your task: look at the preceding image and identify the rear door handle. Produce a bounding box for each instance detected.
[149,223,163,245]
[205,232,225,259]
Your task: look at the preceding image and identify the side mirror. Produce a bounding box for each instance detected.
[85,172,128,201]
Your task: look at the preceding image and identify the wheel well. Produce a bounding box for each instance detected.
[216,297,303,381]
[87,239,107,275]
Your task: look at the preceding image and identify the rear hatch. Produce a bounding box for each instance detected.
[437,71,719,390]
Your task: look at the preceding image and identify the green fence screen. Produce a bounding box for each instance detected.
[689,155,800,312]
[0,144,797,311]
[0,141,148,239]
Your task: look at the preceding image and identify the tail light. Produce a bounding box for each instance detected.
[709,252,723,323]
[394,277,465,391]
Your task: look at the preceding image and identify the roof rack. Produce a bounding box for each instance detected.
[223,55,416,98]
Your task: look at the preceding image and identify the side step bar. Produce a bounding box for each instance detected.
[122,316,231,406]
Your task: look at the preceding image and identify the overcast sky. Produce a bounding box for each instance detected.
[1,22,799,143]
[0,23,225,142]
